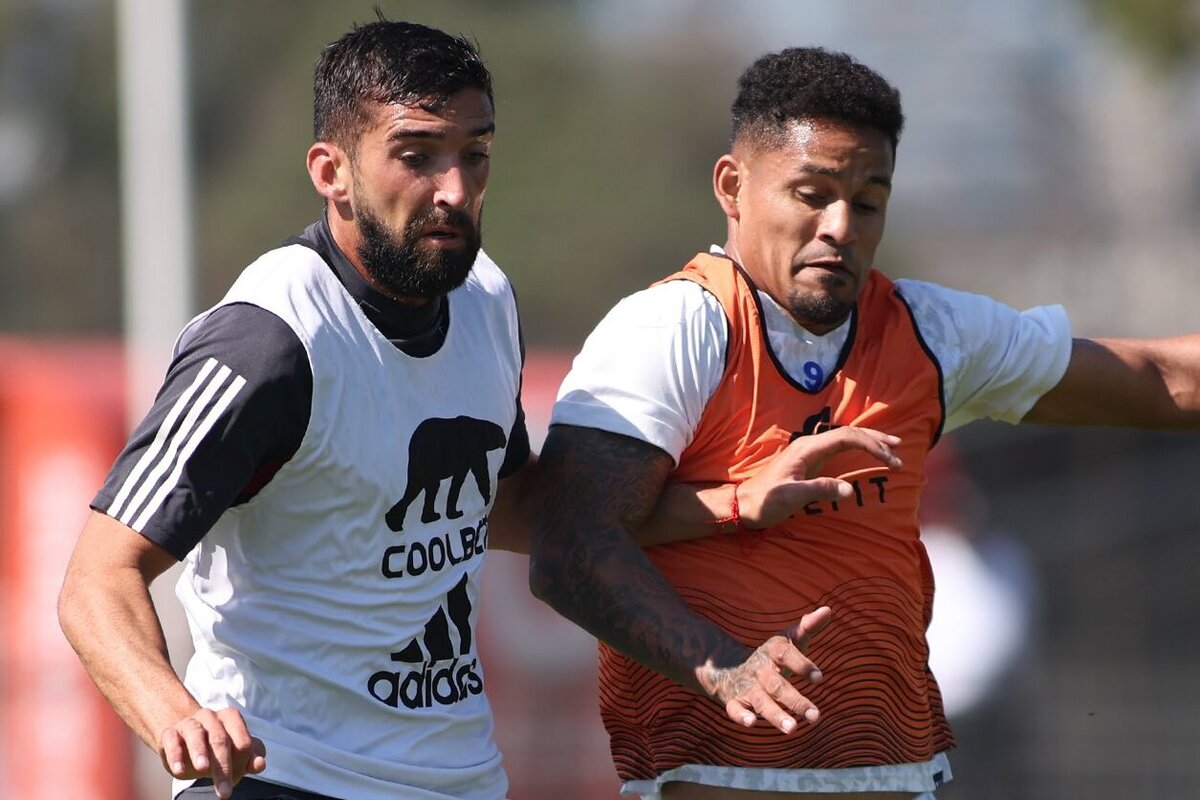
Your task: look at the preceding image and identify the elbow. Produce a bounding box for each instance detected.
[57,560,104,657]
[525,519,558,604]
[526,547,565,608]
[527,551,551,603]
[56,577,85,652]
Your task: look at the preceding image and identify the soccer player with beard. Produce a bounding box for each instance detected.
[58,19,527,800]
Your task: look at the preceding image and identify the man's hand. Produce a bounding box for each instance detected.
[738,427,902,529]
[695,606,832,733]
[159,708,267,799]
[640,427,903,546]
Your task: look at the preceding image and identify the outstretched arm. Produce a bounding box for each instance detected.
[528,424,829,733]
[638,426,903,545]
[58,511,266,799]
[1024,336,1200,427]
[496,427,903,551]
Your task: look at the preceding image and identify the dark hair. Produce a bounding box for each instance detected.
[313,17,493,150]
[730,46,903,153]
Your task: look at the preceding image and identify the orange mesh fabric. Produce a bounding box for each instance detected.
[599,253,955,780]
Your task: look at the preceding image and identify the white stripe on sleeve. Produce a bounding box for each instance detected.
[106,358,246,530]
[130,373,247,532]
[107,358,221,520]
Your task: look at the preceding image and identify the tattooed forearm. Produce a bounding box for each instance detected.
[528,424,749,692]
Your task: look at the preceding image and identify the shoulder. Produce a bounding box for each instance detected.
[894,278,1072,428]
[213,243,339,324]
[238,242,330,287]
[603,279,724,330]
[578,279,728,365]
[464,249,514,297]
[177,303,309,390]
[893,277,982,322]
[893,278,1003,355]
[553,280,727,463]
[894,277,1069,350]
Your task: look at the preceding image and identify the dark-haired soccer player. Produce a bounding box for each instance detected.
[59,19,524,800]
[529,46,1200,799]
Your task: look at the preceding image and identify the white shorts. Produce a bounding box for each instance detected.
[625,751,952,799]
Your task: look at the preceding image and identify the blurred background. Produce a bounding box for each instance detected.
[1,0,1199,798]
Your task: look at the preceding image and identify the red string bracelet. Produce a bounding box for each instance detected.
[712,482,748,534]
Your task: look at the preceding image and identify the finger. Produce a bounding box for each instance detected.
[743,674,819,733]
[785,476,854,504]
[772,608,832,682]
[798,428,903,475]
[763,683,821,728]
[766,641,824,684]
[790,424,897,449]
[726,691,800,733]
[725,698,758,728]
[194,711,234,799]
[159,728,192,778]
[751,653,823,727]
[787,606,833,651]
[176,717,213,777]
[747,691,796,733]
[838,426,900,447]
[216,708,262,784]
[835,465,893,482]
[247,737,268,775]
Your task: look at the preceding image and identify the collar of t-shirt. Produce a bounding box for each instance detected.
[709,244,852,389]
[302,215,449,356]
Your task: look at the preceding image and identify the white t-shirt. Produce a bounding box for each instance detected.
[553,263,1072,461]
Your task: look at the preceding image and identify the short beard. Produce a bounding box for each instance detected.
[787,276,855,329]
[355,200,482,298]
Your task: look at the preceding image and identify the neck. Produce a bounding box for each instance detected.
[722,237,742,265]
[325,207,434,307]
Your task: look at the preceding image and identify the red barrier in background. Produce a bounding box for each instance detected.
[0,338,133,799]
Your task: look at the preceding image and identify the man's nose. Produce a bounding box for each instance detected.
[817,200,855,246]
[433,164,470,210]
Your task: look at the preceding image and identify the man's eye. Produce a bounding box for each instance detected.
[399,153,428,166]
[464,151,490,165]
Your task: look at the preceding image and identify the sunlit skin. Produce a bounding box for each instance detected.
[713,119,895,335]
[306,87,495,305]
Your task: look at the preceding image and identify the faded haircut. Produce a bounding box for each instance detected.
[730,46,903,154]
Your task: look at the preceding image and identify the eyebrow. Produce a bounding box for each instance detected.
[386,123,496,143]
[799,164,892,190]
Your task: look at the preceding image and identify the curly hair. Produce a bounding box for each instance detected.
[730,46,903,154]
[313,16,493,151]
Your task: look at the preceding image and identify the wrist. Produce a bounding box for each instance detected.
[694,658,721,697]
[693,640,755,699]
[712,482,750,534]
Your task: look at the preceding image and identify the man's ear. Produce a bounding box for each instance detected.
[307,141,352,205]
[713,154,742,220]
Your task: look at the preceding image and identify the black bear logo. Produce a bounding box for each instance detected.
[386,416,507,532]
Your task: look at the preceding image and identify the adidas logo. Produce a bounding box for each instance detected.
[367,574,484,709]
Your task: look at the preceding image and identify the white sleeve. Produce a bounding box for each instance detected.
[550,280,728,464]
[896,279,1073,432]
